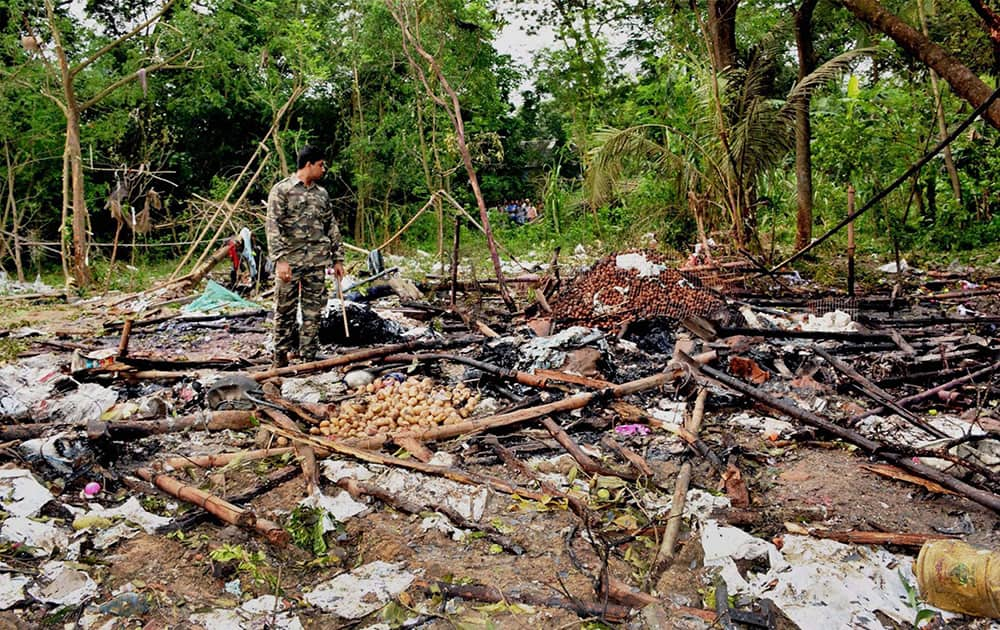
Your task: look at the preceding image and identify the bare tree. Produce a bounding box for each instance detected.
[387,0,514,312]
[36,0,192,287]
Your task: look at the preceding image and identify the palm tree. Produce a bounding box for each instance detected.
[586,39,869,253]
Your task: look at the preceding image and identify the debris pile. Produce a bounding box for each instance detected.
[0,250,998,629]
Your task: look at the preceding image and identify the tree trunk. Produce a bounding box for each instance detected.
[707,0,739,71]
[794,0,818,251]
[841,0,1000,130]
[917,0,962,202]
[48,0,91,287]
[66,114,91,287]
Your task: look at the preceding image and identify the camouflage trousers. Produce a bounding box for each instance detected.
[273,266,327,362]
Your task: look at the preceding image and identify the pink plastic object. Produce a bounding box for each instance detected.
[84,482,101,496]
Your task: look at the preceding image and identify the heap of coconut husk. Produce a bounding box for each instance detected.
[550,249,733,329]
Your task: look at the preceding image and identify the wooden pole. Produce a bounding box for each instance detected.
[450,217,460,307]
[117,317,133,359]
[335,276,350,338]
[847,184,856,297]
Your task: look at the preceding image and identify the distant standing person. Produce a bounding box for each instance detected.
[266,145,344,368]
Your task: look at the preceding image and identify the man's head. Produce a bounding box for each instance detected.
[296,144,326,184]
[297,144,325,169]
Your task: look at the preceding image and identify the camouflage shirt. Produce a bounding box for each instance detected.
[266,173,344,268]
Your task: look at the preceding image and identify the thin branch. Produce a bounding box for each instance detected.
[70,0,179,78]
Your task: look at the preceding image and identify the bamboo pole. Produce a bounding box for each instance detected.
[160,447,295,470]
[136,468,289,545]
[651,388,707,584]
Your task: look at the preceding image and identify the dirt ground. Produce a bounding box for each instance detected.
[1,263,999,629]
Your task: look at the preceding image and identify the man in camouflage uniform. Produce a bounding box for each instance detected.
[266,145,344,368]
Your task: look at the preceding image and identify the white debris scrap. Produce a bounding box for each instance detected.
[304,561,414,618]
[377,468,489,521]
[28,561,98,606]
[320,460,376,483]
[0,573,30,610]
[0,469,53,517]
[0,516,70,557]
[728,412,795,439]
[799,310,857,333]
[84,496,173,533]
[298,489,368,523]
[704,524,951,630]
[615,252,667,277]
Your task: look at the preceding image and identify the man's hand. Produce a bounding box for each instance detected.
[332,262,345,279]
[276,260,292,282]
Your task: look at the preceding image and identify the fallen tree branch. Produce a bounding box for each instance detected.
[483,435,592,522]
[541,416,638,482]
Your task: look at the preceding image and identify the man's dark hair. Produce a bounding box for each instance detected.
[296,144,325,169]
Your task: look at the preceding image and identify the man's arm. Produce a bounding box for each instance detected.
[266,183,292,281]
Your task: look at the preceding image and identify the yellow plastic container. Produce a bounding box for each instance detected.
[915,540,1000,619]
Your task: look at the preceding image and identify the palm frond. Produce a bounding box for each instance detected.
[784,47,876,108]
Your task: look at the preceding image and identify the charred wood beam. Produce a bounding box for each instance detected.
[251,335,482,381]
[412,577,631,624]
[718,326,894,343]
[873,364,988,389]
[851,360,1000,424]
[680,354,1000,514]
[103,309,266,332]
[813,346,948,439]
[0,410,256,443]
[857,315,1000,328]
[382,351,554,389]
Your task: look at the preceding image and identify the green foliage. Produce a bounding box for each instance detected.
[285,505,330,555]
[209,543,277,589]
[0,338,26,364]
